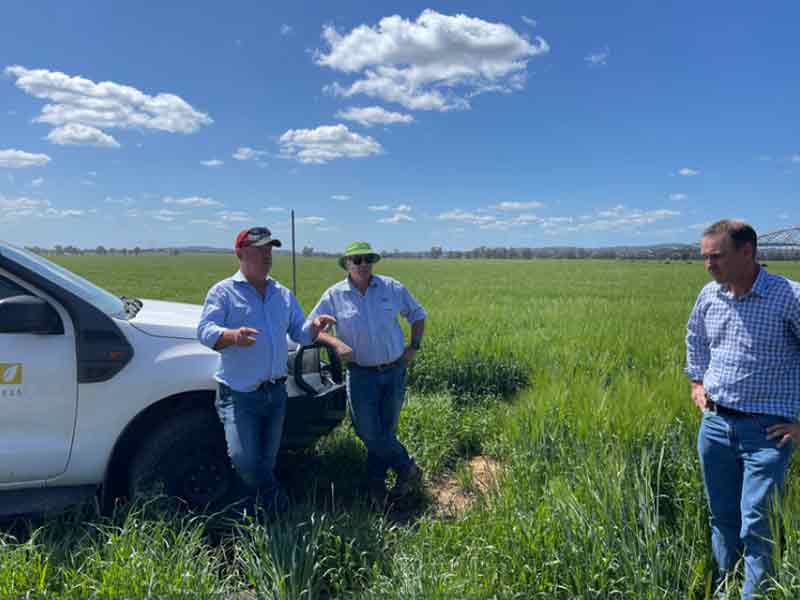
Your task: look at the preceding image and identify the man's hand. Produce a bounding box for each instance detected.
[313,315,336,333]
[310,314,337,341]
[401,346,418,366]
[691,381,707,411]
[233,327,259,347]
[767,422,800,448]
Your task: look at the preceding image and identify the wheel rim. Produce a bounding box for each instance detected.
[178,450,231,506]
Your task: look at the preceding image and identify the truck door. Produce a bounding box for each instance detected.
[0,273,78,483]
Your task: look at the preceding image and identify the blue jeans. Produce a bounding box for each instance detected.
[347,364,412,482]
[215,382,286,502]
[698,410,794,599]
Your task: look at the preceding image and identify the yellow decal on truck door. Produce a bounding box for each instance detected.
[0,364,23,385]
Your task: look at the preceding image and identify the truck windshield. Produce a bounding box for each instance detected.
[0,243,126,318]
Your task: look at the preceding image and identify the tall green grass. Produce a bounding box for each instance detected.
[3,256,798,598]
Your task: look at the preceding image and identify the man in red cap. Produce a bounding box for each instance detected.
[198,226,335,511]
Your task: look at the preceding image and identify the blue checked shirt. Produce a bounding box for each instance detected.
[307,275,427,367]
[197,271,312,392]
[685,267,800,419]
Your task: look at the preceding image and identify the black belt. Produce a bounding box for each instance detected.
[348,359,403,372]
[258,377,287,390]
[706,398,759,418]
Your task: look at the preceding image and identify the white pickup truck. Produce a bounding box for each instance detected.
[0,241,346,516]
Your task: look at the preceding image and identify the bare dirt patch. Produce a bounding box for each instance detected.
[432,456,501,518]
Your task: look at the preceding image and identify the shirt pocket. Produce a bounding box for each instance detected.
[378,302,398,331]
[227,298,255,329]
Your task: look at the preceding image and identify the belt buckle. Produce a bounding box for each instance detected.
[260,377,286,389]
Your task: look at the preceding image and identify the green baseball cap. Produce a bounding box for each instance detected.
[339,241,381,269]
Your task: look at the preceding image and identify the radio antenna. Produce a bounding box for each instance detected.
[291,209,297,296]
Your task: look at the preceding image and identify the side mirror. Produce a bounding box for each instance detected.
[293,340,344,395]
[0,295,63,334]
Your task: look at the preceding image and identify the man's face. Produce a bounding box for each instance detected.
[701,233,751,284]
[239,243,273,275]
[346,254,374,280]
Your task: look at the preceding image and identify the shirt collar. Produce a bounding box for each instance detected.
[345,275,378,292]
[750,265,770,297]
[716,265,769,299]
[232,270,273,288]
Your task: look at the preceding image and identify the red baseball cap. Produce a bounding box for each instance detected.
[235,227,282,250]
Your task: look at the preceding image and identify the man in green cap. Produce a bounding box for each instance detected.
[308,241,427,505]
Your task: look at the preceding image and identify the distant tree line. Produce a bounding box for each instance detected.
[22,244,800,261]
[25,246,180,256]
[299,244,800,261]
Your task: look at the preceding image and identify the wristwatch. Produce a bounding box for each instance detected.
[410,339,422,351]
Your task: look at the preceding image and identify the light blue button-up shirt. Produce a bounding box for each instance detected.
[307,275,427,367]
[686,267,800,419]
[197,271,312,392]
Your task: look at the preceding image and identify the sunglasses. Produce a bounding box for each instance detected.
[349,255,378,265]
[245,227,270,241]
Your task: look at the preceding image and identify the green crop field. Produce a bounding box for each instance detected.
[3,255,800,599]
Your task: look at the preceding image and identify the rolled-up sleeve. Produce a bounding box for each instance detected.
[396,282,426,324]
[197,285,228,350]
[302,291,334,340]
[288,293,313,346]
[685,293,710,381]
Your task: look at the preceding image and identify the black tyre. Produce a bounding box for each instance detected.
[128,409,237,509]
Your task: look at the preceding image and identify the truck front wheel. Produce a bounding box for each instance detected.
[127,409,237,509]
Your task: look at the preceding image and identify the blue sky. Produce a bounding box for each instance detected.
[1,2,798,251]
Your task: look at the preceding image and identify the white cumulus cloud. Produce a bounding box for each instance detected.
[522,16,537,27]
[233,146,267,161]
[278,124,382,164]
[316,9,548,112]
[218,210,250,222]
[378,213,415,224]
[678,167,700,176]
[0,195,84,221]
[559,206,680,234]
[296,216,326,225]
[163,195,223,207]
[5,65,212,147]
[437,209,496,226]
[491,201,545,210]
[331,194,351,201]
[336,106,414,127]
[47,123,120,147]
[201,159,224,167]
[152,208,183,222]
[0,149,51,168]
[368,204,390,211]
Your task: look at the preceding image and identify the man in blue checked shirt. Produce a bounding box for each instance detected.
[309,241,427,507]
[197,226,335,511]
[686,219,800,599]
